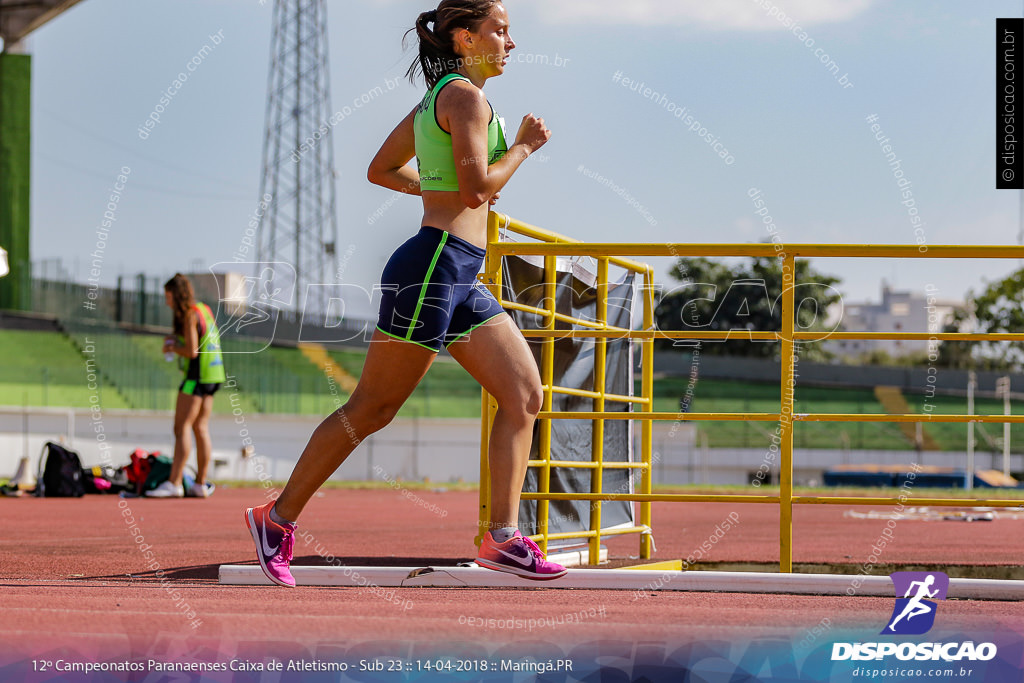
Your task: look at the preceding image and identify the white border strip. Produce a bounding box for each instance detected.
[218,565,1024,600]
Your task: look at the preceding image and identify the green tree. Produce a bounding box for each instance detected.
[938,268,1024,370]
[654,255,842,360]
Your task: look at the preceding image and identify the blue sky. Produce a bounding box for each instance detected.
[14,0,1024,317]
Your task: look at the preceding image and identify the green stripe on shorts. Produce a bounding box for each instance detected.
[406,231,448,341]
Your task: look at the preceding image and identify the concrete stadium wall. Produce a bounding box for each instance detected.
[655,446,1023,486]
[0,409,698,487]
[0,409,481,486]
[3,408,1019,490]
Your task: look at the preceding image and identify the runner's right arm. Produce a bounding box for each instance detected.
[367,106,422,196]
[443,82,550,209]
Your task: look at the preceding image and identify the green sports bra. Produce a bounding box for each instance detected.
[414,73,508,192]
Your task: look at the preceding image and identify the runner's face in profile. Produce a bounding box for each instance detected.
[462,4,515,78]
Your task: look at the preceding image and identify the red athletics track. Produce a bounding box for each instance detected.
[2,487,1023,653]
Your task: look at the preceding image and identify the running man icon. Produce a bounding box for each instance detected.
[888,575,938,630]
[882,571,950,635]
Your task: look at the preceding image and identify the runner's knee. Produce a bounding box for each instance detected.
[496,379,543,423]
[362,405,399,435]
[524,381,543,417]
[337,399,401,438]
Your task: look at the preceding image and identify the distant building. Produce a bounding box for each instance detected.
[828,283,962,359]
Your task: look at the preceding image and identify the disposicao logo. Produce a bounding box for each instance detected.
[882,571,949,635]
[831,571,998,663]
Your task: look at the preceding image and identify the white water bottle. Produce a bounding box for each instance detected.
[164,352,175,362]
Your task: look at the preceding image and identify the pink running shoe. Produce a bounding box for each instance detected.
[245,501,296,587]
[475,530,567,580]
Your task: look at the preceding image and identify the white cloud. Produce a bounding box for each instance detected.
[515,0,877,30]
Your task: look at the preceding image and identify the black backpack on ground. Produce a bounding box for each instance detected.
[36,441,85,497]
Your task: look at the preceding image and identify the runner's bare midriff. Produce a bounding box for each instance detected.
[421,190,491,248]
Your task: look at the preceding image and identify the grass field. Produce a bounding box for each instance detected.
[0,329,479,418]
[653,376,921,450]
[0,329,132,410]
[3,328,1020,452]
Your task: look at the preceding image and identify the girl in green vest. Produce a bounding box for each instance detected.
[149,273,226,498]
[246,0,566,585]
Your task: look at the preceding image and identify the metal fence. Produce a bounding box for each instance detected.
[14,271,360,414]
[479,211,1024,572]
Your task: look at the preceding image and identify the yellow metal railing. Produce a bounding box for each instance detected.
[474,212,657,561]
[476,211,1024,571]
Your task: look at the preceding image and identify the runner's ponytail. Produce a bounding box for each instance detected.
[405,1,501,88]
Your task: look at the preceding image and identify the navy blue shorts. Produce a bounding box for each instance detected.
[375,226,506,351]
[179,380,220,397]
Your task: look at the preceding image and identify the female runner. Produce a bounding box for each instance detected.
[245,0,565,586]
[149,273,224,498]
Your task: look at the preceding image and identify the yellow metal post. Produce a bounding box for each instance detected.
[640,267,655,559]
[588,258,609,564]
[537,254,557,553]
[476,390,493,547]
[476,213,504,547]
[779,254,796,573]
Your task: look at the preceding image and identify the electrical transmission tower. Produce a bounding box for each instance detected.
[256,0,338,315]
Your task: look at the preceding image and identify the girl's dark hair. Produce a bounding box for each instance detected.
[405,0,502,89]
[164,273,195,336]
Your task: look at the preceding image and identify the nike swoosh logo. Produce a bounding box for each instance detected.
[260,517,279,557]
[495,546,534,568]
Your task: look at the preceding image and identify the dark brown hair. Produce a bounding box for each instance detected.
[405,0,502,89]
[164,273,195,336]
